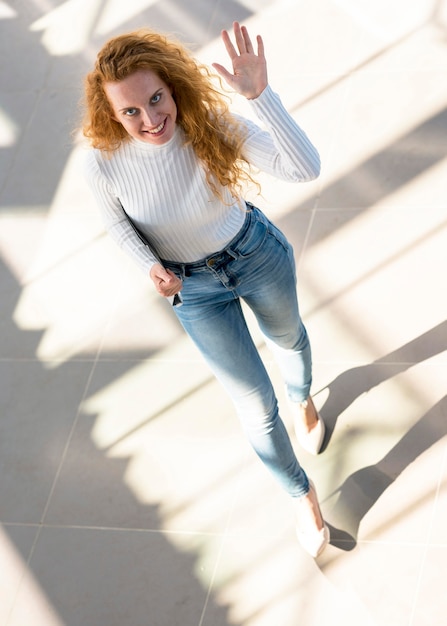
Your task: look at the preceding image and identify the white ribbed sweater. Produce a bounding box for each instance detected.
[85,85,320,273]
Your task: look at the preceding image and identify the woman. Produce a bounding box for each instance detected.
[83,22,329,557]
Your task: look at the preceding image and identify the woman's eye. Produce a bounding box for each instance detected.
[151,93,161,104]
[124,108,138,116]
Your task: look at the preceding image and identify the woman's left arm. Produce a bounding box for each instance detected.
[241,87,321,182]
[213,22,320,182]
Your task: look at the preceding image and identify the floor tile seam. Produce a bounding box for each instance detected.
[0,358,99,363]
[406,444,446,624]
[312,359,405,364]
[0,358,207,363]
[2,342,108,620]
[0,354,216,372]
[0,358,214,364]
[314,358,446,363]
[338,21,440,77]
[350,66,447,76]
[18,231,107,287]
[0,77,55,204]
[315,71,353,192]
[3,524,44,626]
[38,293,121,528]
[0,358,176,363]
[2,520,302,541]
[407,440,447,624]
[288,23,438,112]
[296,207,317,273]
[197,448,251,626]
[89,358,210,364]
[5,349,105,621]
[304,218,447,321]
[373,360,447,367]
[37,387,93,526]
[352,538,447,548]
[311,205,447,212]
[1,522,227,537]
[1,339,441,369]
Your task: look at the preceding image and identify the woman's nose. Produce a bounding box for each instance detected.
[141,108,159,127]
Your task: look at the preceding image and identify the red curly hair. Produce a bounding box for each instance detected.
[83,29,258,199]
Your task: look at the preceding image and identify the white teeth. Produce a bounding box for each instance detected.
[147,120,165,134]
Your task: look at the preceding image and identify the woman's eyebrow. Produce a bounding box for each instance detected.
[119,88,164,112]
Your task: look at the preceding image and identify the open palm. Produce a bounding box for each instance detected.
[212,21,268,100]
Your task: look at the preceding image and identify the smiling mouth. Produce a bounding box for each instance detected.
[145,119,166,135]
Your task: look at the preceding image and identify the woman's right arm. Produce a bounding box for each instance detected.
[84,151,182,297]
[84,150,160,273]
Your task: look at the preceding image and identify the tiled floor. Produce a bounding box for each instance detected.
[1,1,446,625]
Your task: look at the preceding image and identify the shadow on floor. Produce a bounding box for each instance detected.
[319,320,447,548]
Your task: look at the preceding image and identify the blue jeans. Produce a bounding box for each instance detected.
[162,205,311,498]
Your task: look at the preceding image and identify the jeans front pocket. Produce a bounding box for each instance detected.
[233,210,268,258]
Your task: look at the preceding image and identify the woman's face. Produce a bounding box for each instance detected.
[105,69,177,145]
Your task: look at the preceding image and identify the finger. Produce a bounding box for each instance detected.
[233,21,247,54]
[165,268,182,284]
[154,267,177,288]
[240,25,254,54]
[158,271,182,296]
[160,282,181,297]
[155,266,171,282]
[221,28,238,60]
[212,62,235,85]
[256,34,265,58]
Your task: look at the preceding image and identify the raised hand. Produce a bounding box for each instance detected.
[212,21,268,99]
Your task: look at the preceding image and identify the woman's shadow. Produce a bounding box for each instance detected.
[317,320,447,550]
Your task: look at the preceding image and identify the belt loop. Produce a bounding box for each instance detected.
[225,249,238,261]
[172,263,186,279]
